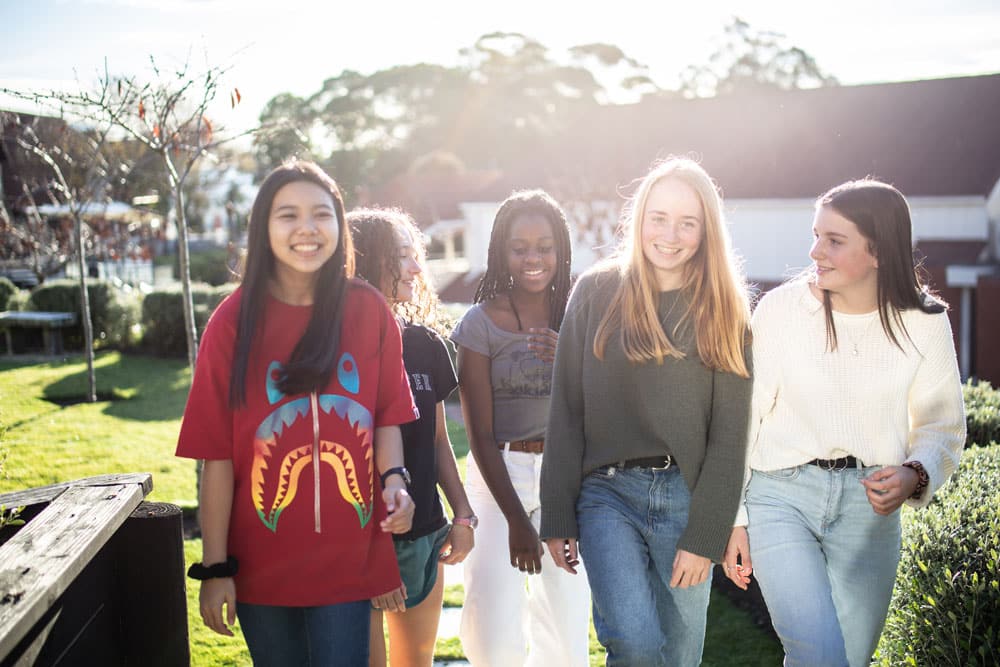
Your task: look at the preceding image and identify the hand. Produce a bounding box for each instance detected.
[527,328,559,363]
[722,527,753,591]
[508,514,544,574]
[545,537,581,575]
[861,465,918,515]
[439,524,474,564]
[380,483,415,534]
[670,549,711,589]
[199,577,237,636]
[371,584,407,613]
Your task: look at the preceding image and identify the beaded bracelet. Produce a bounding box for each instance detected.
[187,556,239,580]
[902,461,929,500]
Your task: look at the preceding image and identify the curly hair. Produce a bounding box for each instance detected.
[346,206,448,335]
[472,190,573,331]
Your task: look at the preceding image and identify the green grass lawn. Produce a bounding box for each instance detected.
[1,352,781,665]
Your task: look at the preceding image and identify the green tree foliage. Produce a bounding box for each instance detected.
[254,32,653,188]
[679,17,838,98]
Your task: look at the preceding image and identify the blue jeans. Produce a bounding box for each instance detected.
[577,465,711,667]
[236,599,370,666]
[747,464,902,667]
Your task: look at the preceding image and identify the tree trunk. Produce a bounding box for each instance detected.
[74,214,96,403]
[173,186,198,372]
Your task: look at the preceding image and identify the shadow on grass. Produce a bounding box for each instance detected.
[41,352,190,422]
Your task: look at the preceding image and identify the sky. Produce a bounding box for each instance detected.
[1,0,999,134]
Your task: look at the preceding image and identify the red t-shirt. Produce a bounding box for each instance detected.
[176,280,418,606]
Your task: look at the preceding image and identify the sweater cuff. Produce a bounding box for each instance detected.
[677,520,732,563]
[733,504,748,527]
[538,507,579,541]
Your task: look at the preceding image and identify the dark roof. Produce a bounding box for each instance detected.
[536,74,1000,199]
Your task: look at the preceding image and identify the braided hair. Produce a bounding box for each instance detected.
[472,189,573,331]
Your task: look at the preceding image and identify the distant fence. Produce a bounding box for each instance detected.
[0,474,188,666]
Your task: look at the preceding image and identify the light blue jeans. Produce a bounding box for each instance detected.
[236,599,370,666]
[747,463,902,667]
[577,464,711,667]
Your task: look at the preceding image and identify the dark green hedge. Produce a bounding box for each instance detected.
[876,443,1000,666]
[160,248,237,287]
[140,284,235,357]
[25,279,140,350]
[964,380,1000,448]
[0,277,18,312]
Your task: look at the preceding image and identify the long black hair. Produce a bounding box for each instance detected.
[816,179,945,352]
[472,190,573,331]
[229,159,355,407]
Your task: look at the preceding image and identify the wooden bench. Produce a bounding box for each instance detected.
[0,311,76,355]
[0,474,189,666]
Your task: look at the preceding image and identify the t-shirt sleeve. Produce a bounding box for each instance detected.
[375,298,420,428]
[432,334,459,403]
[175,302,236,461]
[450,305,491,356]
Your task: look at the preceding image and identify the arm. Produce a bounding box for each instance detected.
[199,459,236,636]
[676,350,753,564]
[539,276,592,561]
[457,345,543,573]
[434,401,475,564]
[374,424,414,534]
[862,312,966,513]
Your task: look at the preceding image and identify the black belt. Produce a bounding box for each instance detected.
[807,456,862,471]
[617,455,673,470]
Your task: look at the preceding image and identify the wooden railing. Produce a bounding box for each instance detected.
[0,474,189,666]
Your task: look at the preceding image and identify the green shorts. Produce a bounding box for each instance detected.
[394,522,450,609]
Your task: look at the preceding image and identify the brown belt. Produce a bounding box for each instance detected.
[499,439,544,454]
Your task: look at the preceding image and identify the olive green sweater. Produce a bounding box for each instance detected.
[539,267,751,561]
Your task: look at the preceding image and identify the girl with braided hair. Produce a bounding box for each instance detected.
[452,190,590,666]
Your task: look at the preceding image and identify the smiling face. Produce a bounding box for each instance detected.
[386,224,423,304]
[506,212,557,294]
[810,205,879,309]
[268,180,340,293]
[639,176,704,291]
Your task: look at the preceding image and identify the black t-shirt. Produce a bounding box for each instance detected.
[396,322,459,541]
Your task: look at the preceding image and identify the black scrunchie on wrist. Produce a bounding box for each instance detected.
[187,556,239,580]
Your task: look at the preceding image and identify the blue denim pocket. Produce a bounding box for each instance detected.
[754,466,801,481]
[587,465,617,479]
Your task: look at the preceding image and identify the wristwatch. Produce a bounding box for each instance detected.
[452,514,479,530]
[380,466,411,487]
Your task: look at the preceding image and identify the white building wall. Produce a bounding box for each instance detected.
[727,196,990,283]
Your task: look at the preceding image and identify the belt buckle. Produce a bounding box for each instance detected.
[652,456,672,471]
[820,458,848,471]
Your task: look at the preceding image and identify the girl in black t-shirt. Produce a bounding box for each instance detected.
[347,207,476,667]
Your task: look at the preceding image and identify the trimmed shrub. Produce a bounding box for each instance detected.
[876,444,1000,666]
[0,276,19,311]
[140,283,235,357]
[964,380,1000,447]
[25,279,140,350]
[159,248,236,286]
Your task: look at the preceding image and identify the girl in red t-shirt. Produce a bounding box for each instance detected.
[177,160,418,665]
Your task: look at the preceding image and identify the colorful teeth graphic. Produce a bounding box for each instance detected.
[251,364,375,533]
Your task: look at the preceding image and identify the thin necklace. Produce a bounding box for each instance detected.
[842,313,878,356]
[508,292,524,331]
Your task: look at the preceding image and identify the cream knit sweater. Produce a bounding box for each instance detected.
[735,280,966,526]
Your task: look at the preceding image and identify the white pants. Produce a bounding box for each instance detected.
[460,447,591,667]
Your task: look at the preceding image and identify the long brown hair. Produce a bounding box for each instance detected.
[593,158,750,377]
[815,179,946,352]
[229,159,355,407]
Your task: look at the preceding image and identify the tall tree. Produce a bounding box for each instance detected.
[679,17,838,98]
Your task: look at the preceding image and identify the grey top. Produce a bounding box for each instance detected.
[451,303,552,443]
[539,268,752,561]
